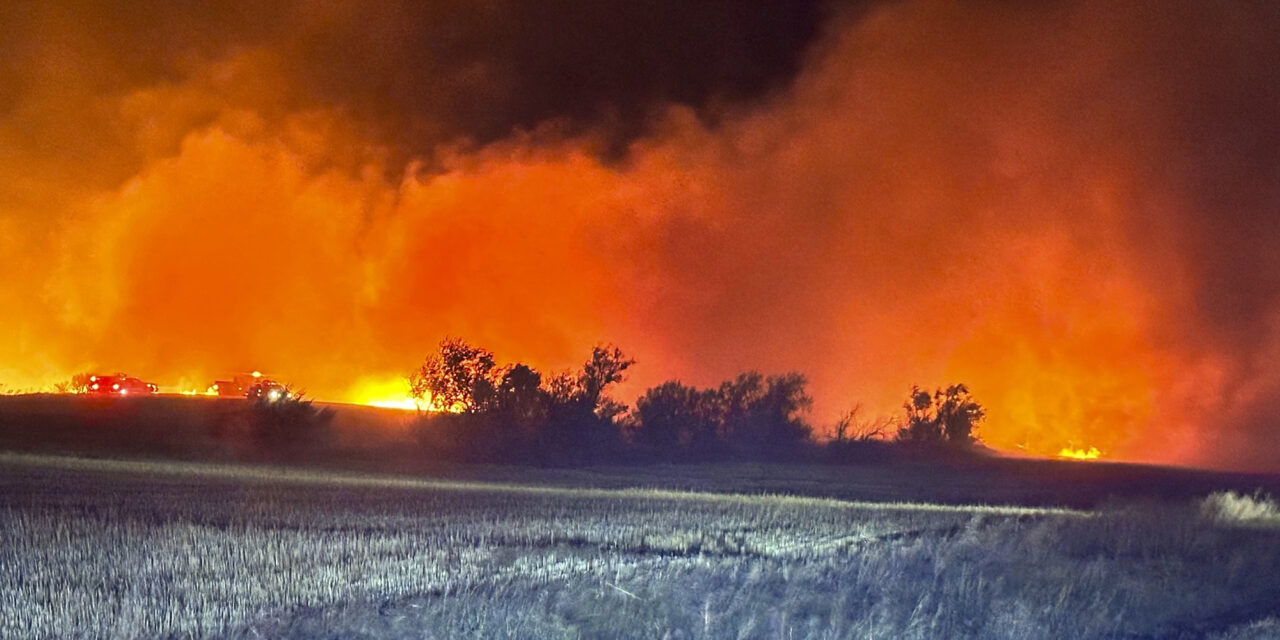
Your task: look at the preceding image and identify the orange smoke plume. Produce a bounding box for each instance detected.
[2,1,1279,470]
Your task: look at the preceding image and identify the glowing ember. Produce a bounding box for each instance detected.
[1058,446,1103,461]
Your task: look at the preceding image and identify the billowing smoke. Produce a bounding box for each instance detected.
[2,0,1279,470]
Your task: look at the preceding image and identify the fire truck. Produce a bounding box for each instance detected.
[86,374,158,396]
[246,379,289,402]
[211,372,289,401]
[210,373,259,397]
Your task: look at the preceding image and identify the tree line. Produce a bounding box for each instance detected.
[408,337,985,466]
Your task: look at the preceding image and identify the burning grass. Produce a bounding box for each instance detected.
[2,454,1280,639]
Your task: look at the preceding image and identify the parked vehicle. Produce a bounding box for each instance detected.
[210,372,264,397]
[86,374,158,396]
[209,372,290,401]
[246,379,290,402]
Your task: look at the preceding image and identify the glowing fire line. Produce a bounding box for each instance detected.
[1058,446,1102,460]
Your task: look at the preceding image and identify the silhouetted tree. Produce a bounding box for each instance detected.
[935,383,985,444]
[896,384,984,446]
[832,403,894,443]
[492,363,548,431]
[543,369,579,406]
[824,403,899,463]
[578,344,636,417]
[734,372,813,458]
[406,339,637,465]
[632,371,814,462]
[410,337,497,413]
[898,385,942,444]
[634,381,718,459]
[539,345,635,465]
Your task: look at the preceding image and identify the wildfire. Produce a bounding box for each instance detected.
[4,0,1275,472]
[347,376,422,412]
[1058,446,1103,461]
[365,398,421,411]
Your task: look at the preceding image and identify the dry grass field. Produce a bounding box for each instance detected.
[3,452,1280,639]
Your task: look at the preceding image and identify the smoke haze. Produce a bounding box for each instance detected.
[3,0,1279,470]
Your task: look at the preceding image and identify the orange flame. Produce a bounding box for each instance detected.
[347,377,423,412]
[1058,446,1103,461]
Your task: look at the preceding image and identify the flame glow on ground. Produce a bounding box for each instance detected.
[346,377,422,412]
[1058,447,1103,461]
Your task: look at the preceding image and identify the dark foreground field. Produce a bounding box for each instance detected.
[4,452,1280,639]
[5,393,1280,509]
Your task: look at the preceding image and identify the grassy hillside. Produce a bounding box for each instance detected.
[3,394,1280,509]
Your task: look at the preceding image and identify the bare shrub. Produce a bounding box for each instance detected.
[247,391,335,458]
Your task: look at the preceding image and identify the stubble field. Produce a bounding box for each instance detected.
[3,452,1280,639]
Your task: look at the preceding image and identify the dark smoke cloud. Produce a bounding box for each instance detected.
[3,0,1280,470]
[286,0,836,153]
[0,0,833,199]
